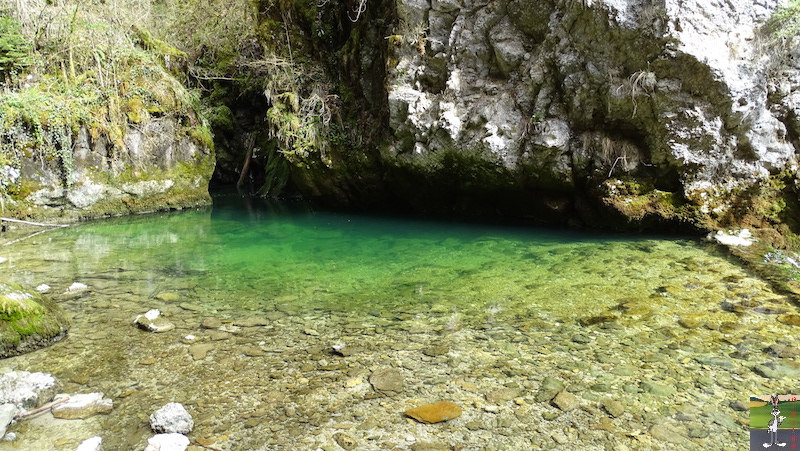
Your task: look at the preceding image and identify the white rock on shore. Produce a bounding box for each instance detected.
[0,371,57,410]
[0,404,16,439]
[709,229,754,247]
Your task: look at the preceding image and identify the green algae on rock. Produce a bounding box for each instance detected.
[0,283,70,358]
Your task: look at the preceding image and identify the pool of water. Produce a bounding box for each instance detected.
[0,194,797,450]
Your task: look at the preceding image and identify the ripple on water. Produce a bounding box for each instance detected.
[0,201,794,449]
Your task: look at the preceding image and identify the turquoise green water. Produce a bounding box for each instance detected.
[2,195,738,324]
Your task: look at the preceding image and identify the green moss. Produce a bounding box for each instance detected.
[0,292,45,322]
[602,178,694,226]
[0,283,70,357]
[0,44,206,189]
[206,105,236,133]
[131,24,188,58]
[767,0,800,38]
[123,97,148,123]
[187,124,215,150]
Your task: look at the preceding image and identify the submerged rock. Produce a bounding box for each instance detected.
[64,282,89,294]
[641,381,677,396]
[753,362,800,380]
[404,401,462,424]
[51,393,113,419]
[778,314,800,327]
[233,316,269,327]
[134,309,175,333]
[0,283,70,358]
[333,432,357,450]
[188,343,213,360]
[485,387,521,404]
[551,391,580,412]
[150,402,194,434]
[155,292,179,302]
[536,377,565,403]
[369,368,405,396]
[200,317,222,329]
[649,423,689,445]
[601,398,626,418]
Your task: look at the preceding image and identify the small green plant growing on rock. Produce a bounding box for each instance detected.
[249,56,338,165]
[760,1,800,82]
[769,0,800,38]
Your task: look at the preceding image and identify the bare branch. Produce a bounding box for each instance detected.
[13,396,70,420]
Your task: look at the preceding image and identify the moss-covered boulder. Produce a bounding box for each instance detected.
[0,283,70,358]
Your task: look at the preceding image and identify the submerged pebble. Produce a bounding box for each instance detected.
[134,309,175,333]
[404,401,462,423]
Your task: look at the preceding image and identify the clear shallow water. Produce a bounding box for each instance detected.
[0,195,752,322]
[0,194,797,450]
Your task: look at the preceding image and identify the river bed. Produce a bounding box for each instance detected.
[0,195,797,450]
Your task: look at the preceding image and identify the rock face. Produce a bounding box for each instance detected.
[380,0,795,226]
[0,283,70,358]
[272,0,800,238]
[14,116,214,220]
[0,404,15,439]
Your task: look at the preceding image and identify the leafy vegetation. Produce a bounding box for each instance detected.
[0,0,212,191]
[768,0,800,38]
[760,0,800,81]
[0,0,348,203]
[0,15,30,81]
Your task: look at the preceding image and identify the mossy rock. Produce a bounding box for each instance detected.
[0,283,70,358]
